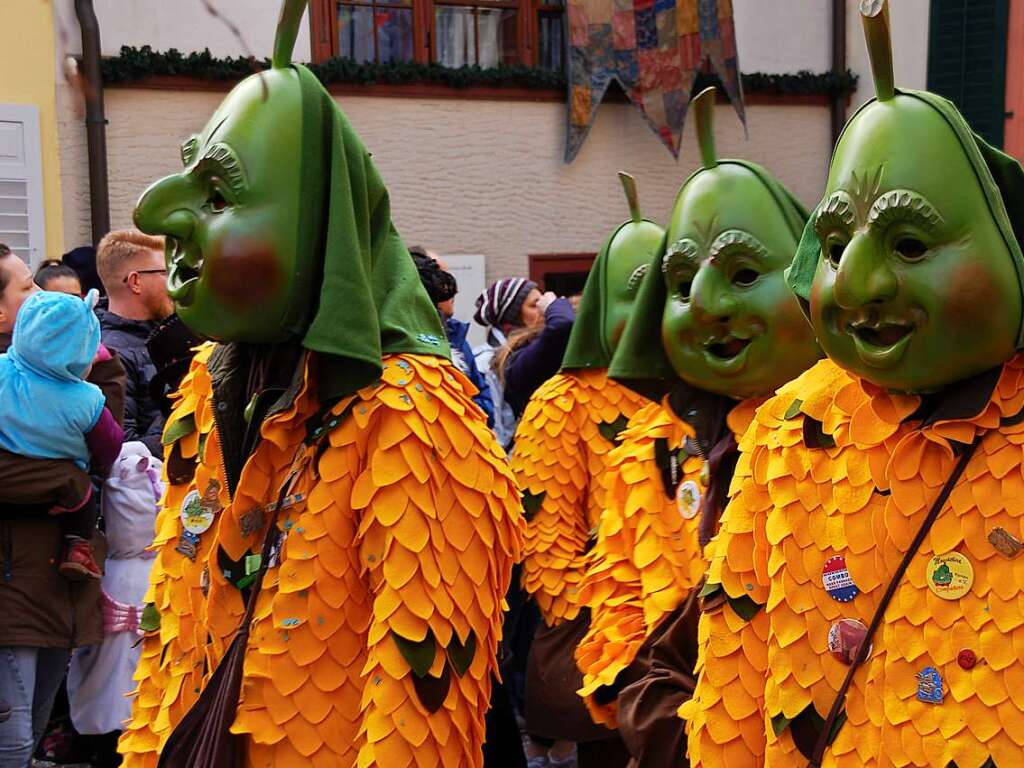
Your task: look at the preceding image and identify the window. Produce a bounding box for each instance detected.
[337,0,416,64]
[927,0,1010,147]
[310,0,564,69]
[529,252,595,296]
[0,104,46,266]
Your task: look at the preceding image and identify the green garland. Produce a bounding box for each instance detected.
[100,45,857,96]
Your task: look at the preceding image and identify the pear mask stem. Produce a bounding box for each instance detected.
[860,0,896,101]
[273,0,309,68]
[692,86,718,169]
[618,172,642,223]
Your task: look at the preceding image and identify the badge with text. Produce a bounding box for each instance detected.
[676,480,701,520]
[926,552,974,600]
[827,618,870,665]
[988,527,1023,559]
[916,666,944,704]
[821,555,860,603]
[179,480,221,535]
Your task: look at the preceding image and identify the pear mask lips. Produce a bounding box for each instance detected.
[845,315,917,368]
[167,237,203,306]
[699,330,757,374]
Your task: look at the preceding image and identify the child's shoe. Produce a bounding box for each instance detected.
[58,536,102,581]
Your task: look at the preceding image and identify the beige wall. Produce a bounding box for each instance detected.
[59,87,830,280]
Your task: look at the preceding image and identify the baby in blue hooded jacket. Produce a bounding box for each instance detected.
[0,290,124,579]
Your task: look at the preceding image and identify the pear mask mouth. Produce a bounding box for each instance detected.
[705,335,752,360]
[848,320,914,348]
[167,238,204,303]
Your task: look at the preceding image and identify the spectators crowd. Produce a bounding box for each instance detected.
[0,234,196,768]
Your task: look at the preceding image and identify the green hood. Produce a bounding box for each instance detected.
[296,65,450,398]
[561,217,659,371]
[787,87,1024,347]
[610,159,809,401]
[560,225,620,370]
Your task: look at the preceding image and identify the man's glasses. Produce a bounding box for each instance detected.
[123,269,168,284]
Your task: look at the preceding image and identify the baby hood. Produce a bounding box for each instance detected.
[11,290,101,380]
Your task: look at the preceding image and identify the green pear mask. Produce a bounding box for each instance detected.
[131,0,448,398]
[790,1,1024,394]
[602,174,664,353]
[134,67,312,342]
[608,87,820,401]
[560,173,663,371]
[659,88,820,400]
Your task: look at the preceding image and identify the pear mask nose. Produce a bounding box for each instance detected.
[134,174,198,239]
[832,234,898,310]
[690,270,736,325]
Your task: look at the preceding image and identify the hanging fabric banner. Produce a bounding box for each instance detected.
[565,0,745,162]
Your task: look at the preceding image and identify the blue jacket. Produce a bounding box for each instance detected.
[0,290,104,469]
[445,317,495,426]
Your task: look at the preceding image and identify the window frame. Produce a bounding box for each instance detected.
[528,252,595,293]
[310,0,545,68]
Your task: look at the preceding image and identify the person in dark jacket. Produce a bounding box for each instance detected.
[410,247,495,424]
[499,293,575,418]
[95,230,174,457]
[0,244,125,768]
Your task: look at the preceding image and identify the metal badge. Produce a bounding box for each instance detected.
[988,527,1023,559]
[822,555,860,603]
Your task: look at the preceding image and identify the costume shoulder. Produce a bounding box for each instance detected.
[121,342,222,763]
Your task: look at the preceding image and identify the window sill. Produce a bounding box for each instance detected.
[104,74,835,106]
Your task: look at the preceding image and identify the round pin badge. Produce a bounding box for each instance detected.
[926,552,974,600]
[180,490,215,535]
[827,618,870,665]
[676,480,701,520]
[821,555,860,603]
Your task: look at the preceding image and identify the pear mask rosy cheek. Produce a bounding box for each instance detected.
[206,236,285,312]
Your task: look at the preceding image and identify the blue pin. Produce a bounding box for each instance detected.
[916,666,943,704]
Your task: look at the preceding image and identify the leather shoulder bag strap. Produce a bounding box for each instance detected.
[809,433,984,767]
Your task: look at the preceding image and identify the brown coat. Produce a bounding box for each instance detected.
[615,584,702,768]
[0,350,125,649]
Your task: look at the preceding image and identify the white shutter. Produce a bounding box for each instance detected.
[0,104,46,267]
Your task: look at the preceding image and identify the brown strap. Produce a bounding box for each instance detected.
[808,433,983,767]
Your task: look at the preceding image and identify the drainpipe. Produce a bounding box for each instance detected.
[831,0,847,143]
[75,0,110,245]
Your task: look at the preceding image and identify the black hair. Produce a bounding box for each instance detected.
[0,244,13,296]
[34,259,82,291]
[410,248,457,306]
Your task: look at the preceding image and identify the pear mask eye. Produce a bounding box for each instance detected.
[732,268,759,287]
[827,241,845,268]
[207,188,230,213]
[678,279,693,300]
[895,237,927,262]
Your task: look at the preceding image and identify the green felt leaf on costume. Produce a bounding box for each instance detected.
[139,603,160,633]
[413,665,451,713]
[699,580,722,598]
[598,414,631,445]
[393,631,436,678]
[522,491,546,521]
[446,632,477,678]
[162,413,197,446]
[771,712,792,736]
[784,399,804,420]
[727,594,763,621]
